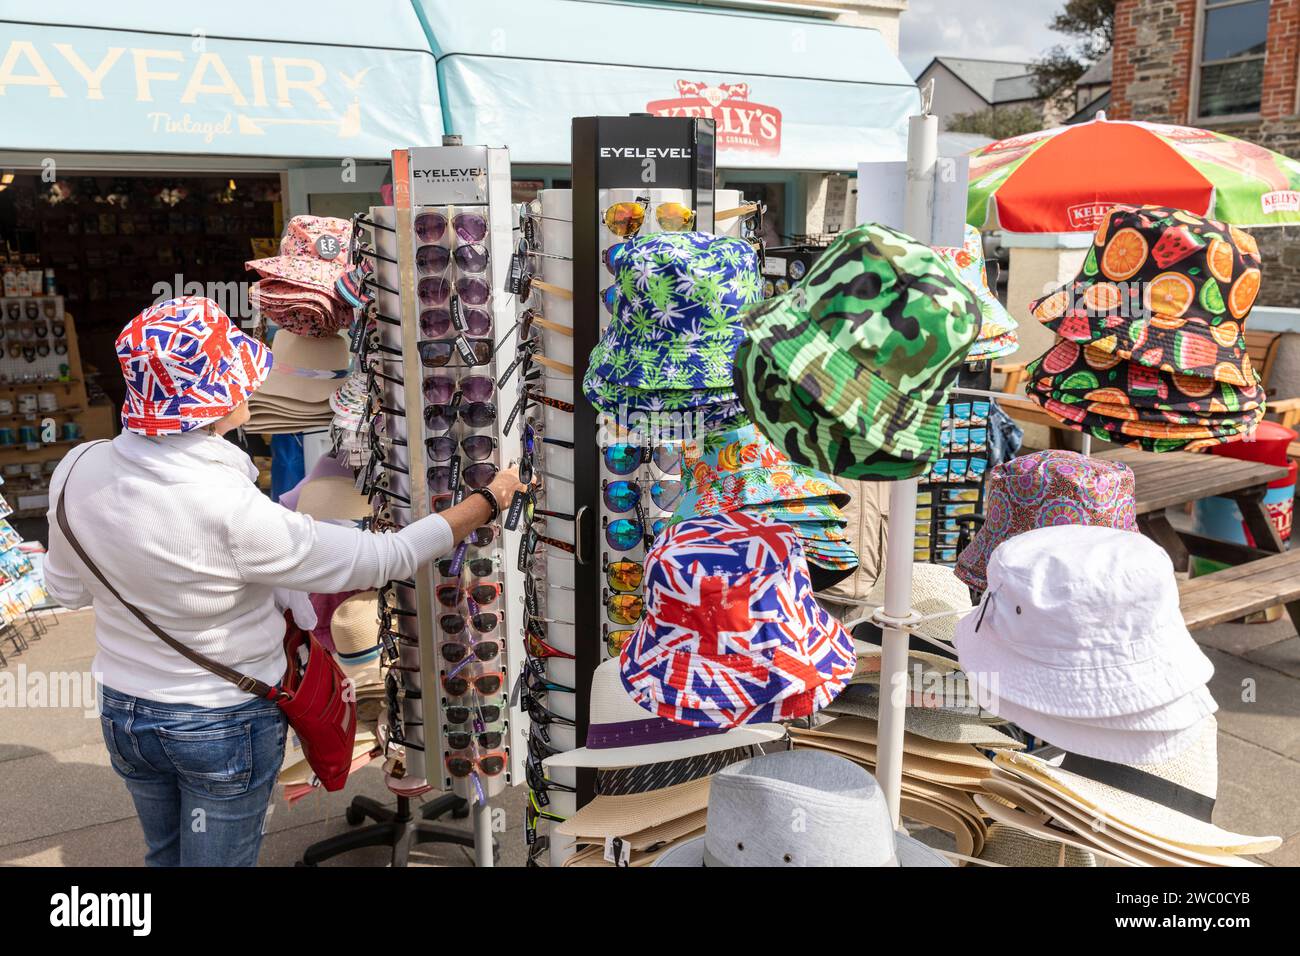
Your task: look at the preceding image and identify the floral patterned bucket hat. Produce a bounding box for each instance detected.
[734,222,981,481]
[585,232,762,393]
[247,215,353,301]
[620,511,854,728]
[955,450,1138,592]
[933,224,1018,361]
[1029,205,1262,386]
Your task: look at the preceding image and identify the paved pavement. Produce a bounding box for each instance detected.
[1,607,1297,867]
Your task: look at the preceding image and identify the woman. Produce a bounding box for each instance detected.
[44,296,524,867]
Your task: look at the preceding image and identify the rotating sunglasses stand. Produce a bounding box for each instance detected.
[300,146,525,868]
[518,115,725,866]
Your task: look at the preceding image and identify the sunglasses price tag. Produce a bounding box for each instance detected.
[504,490,527,532]
[453,334,480,366]
[506,251,526,295]
[603,836,630,868]
[449,294,467,333]
[533,785,550,807]
[518,529,534,573]
[445,541,468,578]
[527,656,546,678]
[348,318,368,355]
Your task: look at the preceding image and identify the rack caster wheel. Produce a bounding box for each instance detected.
[345,805,366,826]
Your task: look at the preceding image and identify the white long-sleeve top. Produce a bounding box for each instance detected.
[44,431,453,706]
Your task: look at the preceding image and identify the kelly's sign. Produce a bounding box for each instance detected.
[647,80,781,157]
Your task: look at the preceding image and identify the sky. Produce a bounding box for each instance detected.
[898,0,1068,76]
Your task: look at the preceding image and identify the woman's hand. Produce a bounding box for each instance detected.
[486,467,529,511]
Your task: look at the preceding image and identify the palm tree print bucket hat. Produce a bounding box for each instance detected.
[734,223,981,480]
[584,232,762,398]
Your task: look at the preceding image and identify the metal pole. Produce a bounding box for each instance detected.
[875,110,939,825]
[472,801,494,867]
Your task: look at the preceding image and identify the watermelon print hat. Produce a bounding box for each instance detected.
[1029,205,1263,387]
[734,223,981,481]
[955,450,1137,592]
[585,232,762,393]
[932,224,1019,362]
[619,511,855,728]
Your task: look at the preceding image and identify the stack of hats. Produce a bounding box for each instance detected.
[329,591,387,730]
[543,657,782,867]
[955,524,1281,865]
[955,449,1138,593]
[654,749,951,867]
[619,511,855,727]
[667,421,858,587]
[734,222,981,481]
[246,215,356,338]
[329,368,370,467]
[583,232,761,429]
[933,224,1018,363]
[1025,205,1266,452]
[246,329,350,434]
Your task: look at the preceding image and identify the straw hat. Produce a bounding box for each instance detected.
[994,718,1281,855]
[823,684,1023,750]
[900,792,986,859]
[567,809,707,853]
[652,749,952,867]
[331,592,382,690]
[544,657,782,770]
[976,823,1098,868]
[788,729,990,790]
[555,776,712,839]
[797,716,996,771]
[859,561,973,646]
[563,834,705,867]
[295,476,371,522]
[955,525,1213,720]
[260,330,351,404]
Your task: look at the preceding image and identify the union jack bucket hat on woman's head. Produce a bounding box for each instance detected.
[116,296,272,436]
[620,511,854,728]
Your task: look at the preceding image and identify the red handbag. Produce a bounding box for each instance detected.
[56,443,358,791]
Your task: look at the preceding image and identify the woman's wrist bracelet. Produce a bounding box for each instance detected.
[472,487,500,522]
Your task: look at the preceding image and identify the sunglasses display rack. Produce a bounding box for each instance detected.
[366,145,529,863]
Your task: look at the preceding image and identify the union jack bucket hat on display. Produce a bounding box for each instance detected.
[620,511,854,728]
[116,296,272,436]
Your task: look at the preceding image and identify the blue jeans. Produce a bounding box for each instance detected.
[99,686,287,867]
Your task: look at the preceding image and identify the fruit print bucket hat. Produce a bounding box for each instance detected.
[1029,205,1262,386]
[734,222,981,481]
[955,449,1137,592]
[932,224,1019,361]
[116,296,273,436]
[585,232,762,393]
[620,511,855,728]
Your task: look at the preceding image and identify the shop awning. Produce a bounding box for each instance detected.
[414,0,919,170]
[0,1,443,160]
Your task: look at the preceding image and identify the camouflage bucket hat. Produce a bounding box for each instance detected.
[734,222,981,480]
[1030,205,1262,386]
[586,232,762,391]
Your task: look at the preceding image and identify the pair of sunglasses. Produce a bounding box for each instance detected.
[602,198,695,237]
[424,400,496,431]
[436,582,502,608]
[438,556,499,578]
[417,243,489,275]
[525,625,574,661]
[447,703,502,726]
[604,556,644,593]
[604,444,681,476]
[604,591,644,626]
[429,462,499,493]
[605,625,634,657]
[442,670,505,697]
[604,516,667,552]
[440,640,501,665]
[420,306,493,339]
[447,728,505,751]
[416,210,487,245]
[526,753,576,796]
[422,373,494,405]
[427,433,497,464]
[604,478,683,513]
[419,274,492,308]
[446,751,507,778]
[441,609,500,635]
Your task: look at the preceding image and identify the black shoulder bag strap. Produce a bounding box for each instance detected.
[54,440,277,699]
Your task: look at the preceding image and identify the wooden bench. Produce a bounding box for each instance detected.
[1179,549,1300,633]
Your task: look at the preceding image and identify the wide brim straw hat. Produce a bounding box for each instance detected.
[788,730,991,791]
[976,823,1098,867]
[972,680,1218,764]
[823,685,1023,750]
[555,776,713,838]
[563,833,706,867]
[859,561,972,646]
[795,716,996,772]
[260,330,351,405]
[992,718,1281,856]
[565,808,707,854]
[295,476,371,522]
[544,657,783,769]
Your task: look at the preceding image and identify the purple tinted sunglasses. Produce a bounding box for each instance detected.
[427,433,497,463]
[420,307,492,339]
[429,462,500,493]
[418,276,493,307]
[415,211,489,245]
[422,374,495,405]
[416,243,490,275]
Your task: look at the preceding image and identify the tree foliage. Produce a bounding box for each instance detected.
[948,105,1043,140]
[1030,0,1116,96]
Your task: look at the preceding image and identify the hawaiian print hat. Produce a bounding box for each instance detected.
[247,215,353,300]
[932,224,1019,348]
[955,450,1138,592]
[1029,205,1262,386]
[1027,339,1264,417]
[583,367,745,420]
[117,296,273,436]
[620,511,855,728]
[586,232,762,392]
[734,222,981,481]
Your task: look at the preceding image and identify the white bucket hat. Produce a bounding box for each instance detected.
[543,657,783,769]
[994,717,1281,856]
[653,749,952,867]
[954,525,1213,719]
